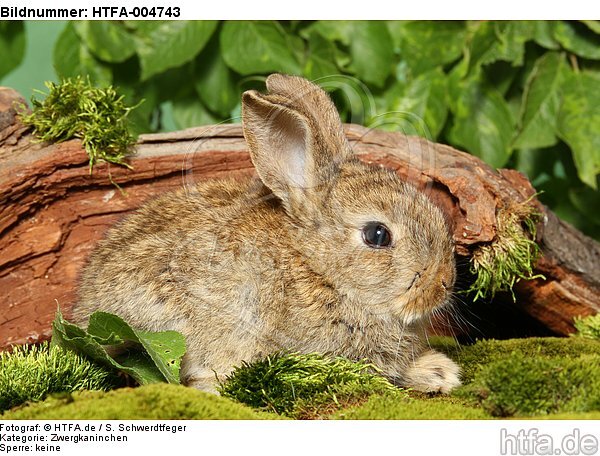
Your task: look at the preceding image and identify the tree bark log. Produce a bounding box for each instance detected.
[1,87,598,348]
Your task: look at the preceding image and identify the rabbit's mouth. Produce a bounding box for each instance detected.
[400,262,455,319]
[391,274,454,325]
[395,295,452,326]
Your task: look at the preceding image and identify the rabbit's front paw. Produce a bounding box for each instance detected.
[403,350,461,394]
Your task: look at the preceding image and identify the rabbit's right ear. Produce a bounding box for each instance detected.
[242,88,350,218]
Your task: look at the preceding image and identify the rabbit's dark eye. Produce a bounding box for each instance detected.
[362,222,392,248]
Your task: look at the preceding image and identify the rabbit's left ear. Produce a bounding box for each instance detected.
[242,77,351,217]
[265,74,350,155]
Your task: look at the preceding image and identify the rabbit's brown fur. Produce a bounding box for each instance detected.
[74,74,460,393]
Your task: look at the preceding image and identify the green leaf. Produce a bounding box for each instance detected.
[87,312,185,384]
[147,62,196,103]
[513,52,567,149]
[300,21,352,71]
[134,21,217,81]
[114,80,158,135]
[495,22,536,66]
[288,34,307,70]
[468,21,534,70]
[388,21,466,75]
[73,21,136,64]
[553,21,600,59]
[533,21,560,50]
[484,62,520,97]
[557,71,600,189]
[115,351,165,383]
[448,77,516,168]
[467,22,499,68]
[303,32,339,80]
[303,21,353,46]
[220,21,302,75]
[300,21,354,74]
[0,21,26,80]
[349,21,394,88]
[195,38,238,117]
[51,309,162,385]
[51,308,186,385]
[381,68,448,139]
[53,23,112,85]
[569,187,600,225]
[581,20,600,35]
[172,96,220,129]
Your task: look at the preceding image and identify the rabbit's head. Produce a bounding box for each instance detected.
[242,74,455,325]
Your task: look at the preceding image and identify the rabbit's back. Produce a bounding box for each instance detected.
[74,177,291,360]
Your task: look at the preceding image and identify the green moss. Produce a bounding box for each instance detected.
[4,336,599,420]
[0,342,120,412]
[432,336,600,418]
[334,392,489,419]
[457,353,600,417]
[18,77,139,175]
[218,352,399,418]
[445,337,600,383]
[468,201,543,301]
[573,314,600,340]
[438,337,600,418]
[2,384,281,420]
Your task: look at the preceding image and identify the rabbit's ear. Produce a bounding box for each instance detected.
[242,86,350,216]
[265,74,349,152]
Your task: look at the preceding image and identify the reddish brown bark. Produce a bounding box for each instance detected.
[1,87,598,347]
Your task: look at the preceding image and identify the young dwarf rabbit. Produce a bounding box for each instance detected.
[74,74,460,393]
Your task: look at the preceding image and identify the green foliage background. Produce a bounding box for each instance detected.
[1,20,599,240]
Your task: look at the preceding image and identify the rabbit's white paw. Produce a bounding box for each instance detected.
[404,350,461,394]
